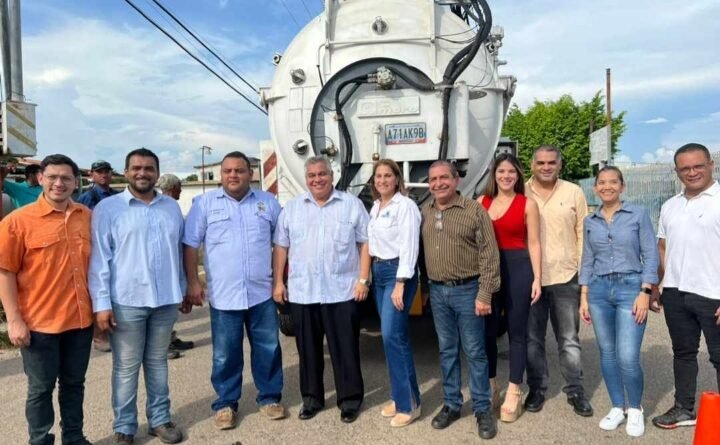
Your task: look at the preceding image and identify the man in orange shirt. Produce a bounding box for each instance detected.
[0,154,94,445]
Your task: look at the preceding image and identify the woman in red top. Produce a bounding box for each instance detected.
[477,153,542,423]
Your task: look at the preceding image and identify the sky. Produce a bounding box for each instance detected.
[4,0,719,176]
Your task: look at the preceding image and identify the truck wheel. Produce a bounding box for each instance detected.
[278,312,295,337]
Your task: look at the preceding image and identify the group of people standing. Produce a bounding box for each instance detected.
[0,141,719,445]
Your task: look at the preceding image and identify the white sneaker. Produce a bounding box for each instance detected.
[626,408,645,437]
[599,407,626,430]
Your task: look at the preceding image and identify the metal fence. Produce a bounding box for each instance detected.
[578,152,720,227]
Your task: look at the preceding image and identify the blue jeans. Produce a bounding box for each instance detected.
[429,280,491,414]
[588,273,646,408]
[110,303,178,436]
[372,259,420,414]
[20,327,93,445]
[527,275,585,394]
[210,298,283,412]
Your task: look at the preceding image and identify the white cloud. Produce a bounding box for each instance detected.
[28,67,72,87]
[641,147,675,164]
[22,18,271,174]
[659,112,720,153]
[643,117,668,125]
[495,0,720,109]
[613,153,633,165]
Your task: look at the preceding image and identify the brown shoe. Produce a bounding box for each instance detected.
[112,432,134,444]
[390,406,421,428]
[214,407,237,430]
[381,401,396,418]
[148,422,183,444]
[259,403,286,420]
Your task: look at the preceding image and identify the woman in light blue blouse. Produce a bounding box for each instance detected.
[579,166,659,438]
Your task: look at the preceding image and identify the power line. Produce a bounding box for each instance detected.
[299,0,313,19]
[142,0,253,97]
[279,0,302,29]
[123,0,267,115]
[150,0,259,94]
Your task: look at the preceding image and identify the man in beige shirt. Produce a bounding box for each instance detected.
[523,145,592,417]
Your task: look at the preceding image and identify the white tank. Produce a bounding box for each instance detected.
[260,0,516,205]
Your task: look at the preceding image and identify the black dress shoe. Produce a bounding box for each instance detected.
[567,393,593,417]
[524,390,545,413]
[476,410,497,440]
[298,405,320,420]
[431,405,461,429]
[340,408,360,423]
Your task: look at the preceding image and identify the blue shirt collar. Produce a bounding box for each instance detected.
[216,186,256,203]
[302,189,344,206]
[590,201,632,219]
[121,187,164,206]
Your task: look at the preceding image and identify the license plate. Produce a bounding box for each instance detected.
[385,123,427,145]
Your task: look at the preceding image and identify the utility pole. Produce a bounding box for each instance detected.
[199,145,212,192]
[606,68,612,166]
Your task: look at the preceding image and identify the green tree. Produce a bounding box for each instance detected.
[185,174,198,182]
[502,92,626,181]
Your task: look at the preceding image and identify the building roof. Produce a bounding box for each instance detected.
[193,156,260,169]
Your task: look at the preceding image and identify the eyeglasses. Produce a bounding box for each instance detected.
[43,175,75,184]
[434,211,443,231]
[676,164,709,175]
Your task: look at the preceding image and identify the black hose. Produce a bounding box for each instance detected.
[334,76,370,190]
[392,69,436,92]
[438,0,492,161]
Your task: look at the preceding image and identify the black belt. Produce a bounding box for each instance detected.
[429,275,479,287]
[372,257,399,263]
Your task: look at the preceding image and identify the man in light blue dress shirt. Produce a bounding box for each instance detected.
[183,151,285,431]
[272,156,371,424]
[89,148,185,445]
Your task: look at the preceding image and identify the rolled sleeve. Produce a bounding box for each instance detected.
[183,196,207,249]
[475,207,501,304]
[88,207,113,312]
[396,201,421,279]
[0,218,23,273]
[638,208,660,284]
[353,200,369,244]
[574,189,589,269]
[578,217,594,286]
[273,208,291,248]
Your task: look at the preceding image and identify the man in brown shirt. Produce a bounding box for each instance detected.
[0,154,94,445]
[421,161,500,440]
[523,145,592,417]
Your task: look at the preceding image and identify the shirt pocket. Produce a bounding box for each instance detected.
[26,232,62,266]
[333,221,355,246]
[206,211,230,244]
[250,211,273,242]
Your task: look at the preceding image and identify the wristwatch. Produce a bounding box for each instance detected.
[358,278,370,287]
[641,287,652,295]
[395,278,408,283]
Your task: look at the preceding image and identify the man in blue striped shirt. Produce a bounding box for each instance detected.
[89,148,185,445]
[183,151,285,431]
[272,156,371,424]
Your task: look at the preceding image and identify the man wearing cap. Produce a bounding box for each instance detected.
[77,160,118,210]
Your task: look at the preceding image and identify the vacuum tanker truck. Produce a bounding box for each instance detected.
[259,0,516,205]
[259,0,516,332]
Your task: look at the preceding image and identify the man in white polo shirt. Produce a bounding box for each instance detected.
[651,143,720,430]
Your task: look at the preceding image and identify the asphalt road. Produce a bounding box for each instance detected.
[1,305,714,445]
